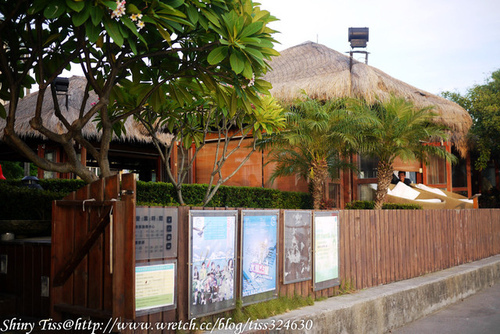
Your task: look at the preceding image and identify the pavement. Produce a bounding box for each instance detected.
[391,280,500,334]
[209,254,500,334]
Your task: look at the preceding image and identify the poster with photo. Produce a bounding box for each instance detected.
[283,210,312,284]
[313,211,340,290]
[189,210,237,318]
[241,210,279,305]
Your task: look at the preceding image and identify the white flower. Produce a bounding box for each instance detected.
[130,13,143,22]
[248,74,255,87]
[136,20,145,31]
[111,0,126,19]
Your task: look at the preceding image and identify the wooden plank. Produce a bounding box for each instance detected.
[112,201,126,319]
[51,190,76,319]
[364,210,373,288]
[177,206,190,321]
[88,178,105,310]
[121,173,136,320]
[40,244,51,318]
[413,210,419,276]
[374,210,381,286]
[343,211,352,288]
[389,210,397,282]
[23,244,34,317]
[406,211,413,279]
[104,175,119,312]
[419,210,426,274]
[359,211,367,289]
[379,210,387,284]
[354,211,361,289]
[494,210,500,255]
[73,186,90,308]
[401,210,408,280]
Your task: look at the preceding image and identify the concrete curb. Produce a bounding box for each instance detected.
[209,254,500,334]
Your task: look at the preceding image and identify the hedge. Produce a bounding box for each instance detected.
[0,179,313,221]
[1,179,86,193]
[136,181,313,209]
[0,182,67,220]
[345,200,422,210]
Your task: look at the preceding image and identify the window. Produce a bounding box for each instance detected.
[44,150,56,179]
[427,153,447,185]
[452,156,467,188]
[358,155,378,179]
[358,183,377,201]
[328,183,340,208]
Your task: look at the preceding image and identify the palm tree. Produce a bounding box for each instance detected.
[260,97,360,209]
[353,96,456,209]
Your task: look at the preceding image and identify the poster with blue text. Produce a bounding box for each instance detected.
[241,211,278,303]
[190,211,237,317]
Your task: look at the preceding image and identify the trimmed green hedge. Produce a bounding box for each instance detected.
[0,183,66,220]
[136,181,313,209]
[0,179,86,220]
[345,200,422,210]
[1,179,86,193]
[0,179,312,221]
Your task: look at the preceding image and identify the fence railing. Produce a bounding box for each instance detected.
[3,174,499,328]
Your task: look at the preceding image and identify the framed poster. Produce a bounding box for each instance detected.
[189,210,238,318]
[135,261,176,315]
[283,210,312,284]
[241,210,279,305]
[313,211,340,291]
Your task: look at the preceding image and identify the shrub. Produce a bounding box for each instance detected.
[0,182,66,220]
[38,179,86,193]
[345,200,422,210]
[136,181,312,209]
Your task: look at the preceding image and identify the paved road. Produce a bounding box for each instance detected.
[391,283,500,334]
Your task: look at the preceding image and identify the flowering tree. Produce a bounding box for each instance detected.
[0,0,279,183]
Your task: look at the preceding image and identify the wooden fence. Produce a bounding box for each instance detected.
[50,174,135,321]
[0,239,50,318]
[3,175,499,330]
[138,207,500,325]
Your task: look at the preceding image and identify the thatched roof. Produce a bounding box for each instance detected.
[0,76,171,144]
[263,41,472,155]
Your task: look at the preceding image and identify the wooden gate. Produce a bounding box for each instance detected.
[50,174,135,320]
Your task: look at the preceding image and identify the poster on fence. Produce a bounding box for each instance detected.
[313,211,340,290]
[189,210,238,318]
[283,210,312,284]
[241,210,279,305]
[135,261,176,314]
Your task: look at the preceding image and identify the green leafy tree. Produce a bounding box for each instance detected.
[442,69,500,170]
[259,98,360,210]
[353,96,455,210]
[138,87,285,205]
[0,161,38,179]
[0,0,279,183]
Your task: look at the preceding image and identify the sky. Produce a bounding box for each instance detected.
[256,0,500,95]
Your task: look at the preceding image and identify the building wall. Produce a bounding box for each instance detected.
[195,138,309,193]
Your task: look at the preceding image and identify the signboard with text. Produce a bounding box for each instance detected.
[313,211,340,290]
[135,261,176,314]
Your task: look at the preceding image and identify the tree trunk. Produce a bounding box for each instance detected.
[374,160,393,210]
[311,159,328,210]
